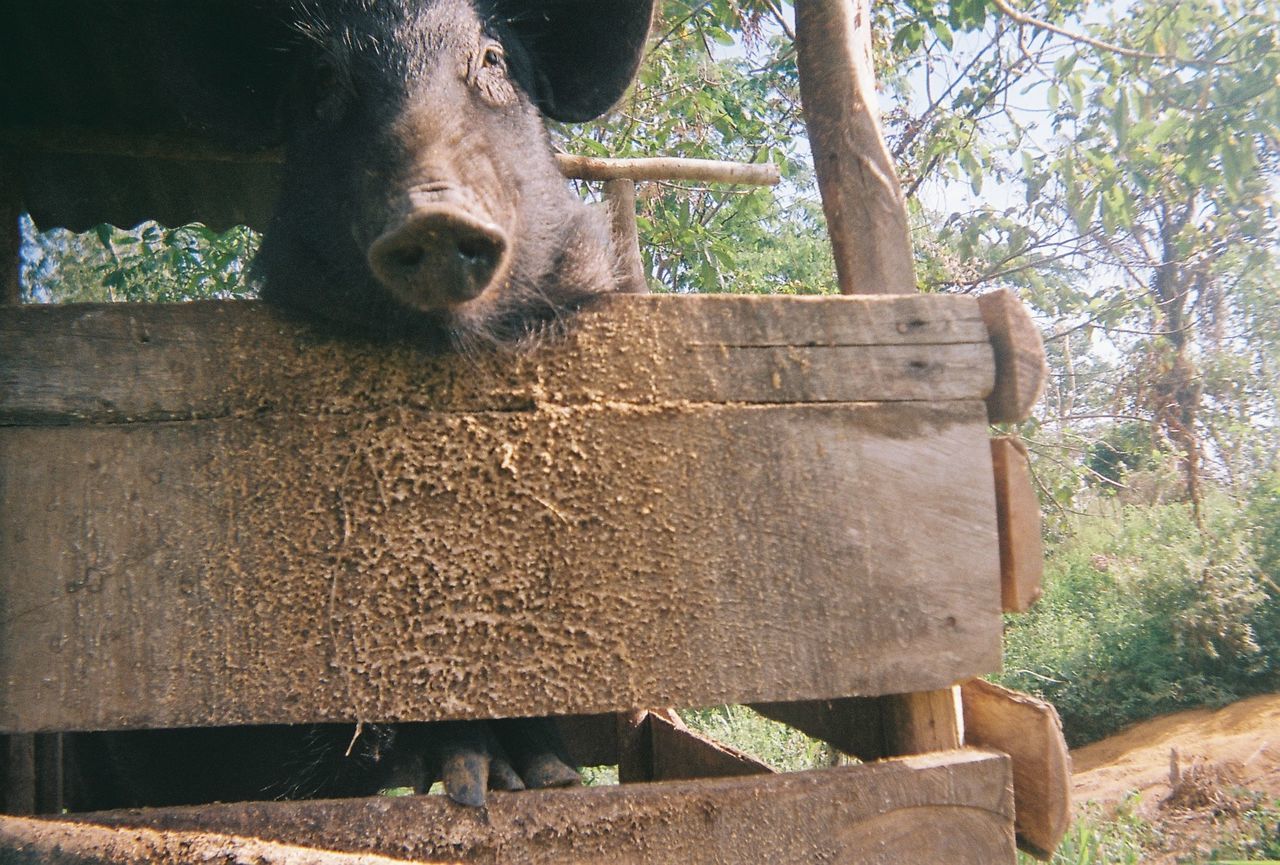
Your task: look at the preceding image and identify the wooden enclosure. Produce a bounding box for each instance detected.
[0,291,1066,863]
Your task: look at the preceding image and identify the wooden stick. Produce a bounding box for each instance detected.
[556,154,779,186]
[2,128,779,187]
[601,178,648,293]
[794,0,915,294]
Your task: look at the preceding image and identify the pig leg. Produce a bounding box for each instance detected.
[415,719,579,806]
[490,717,581,790]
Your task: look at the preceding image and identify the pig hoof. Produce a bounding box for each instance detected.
[491,717,582,790]
[429,718,579,806]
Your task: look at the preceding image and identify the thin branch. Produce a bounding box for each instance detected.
[990,0,1231,68]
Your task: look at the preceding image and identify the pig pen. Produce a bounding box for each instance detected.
[0,290,1068,863]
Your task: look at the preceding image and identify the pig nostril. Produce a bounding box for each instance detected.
[457,237,496,266]
[389,246,426,270]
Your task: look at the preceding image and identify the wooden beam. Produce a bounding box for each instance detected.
[646,711,772,781]
[882,687,965,756]
[0,295,997,425]
[750,697,886,761]
[557,154,780,186]
[962,678,1071,860]
[8,751,1015,864]
[0,297,1003,733]
[979,290,1047,424]
[794,0,915,295]
[1,154,19,306]
[991,436,1045,612]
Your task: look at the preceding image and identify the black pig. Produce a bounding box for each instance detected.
[4,0,654,810]
[256,0,653,346]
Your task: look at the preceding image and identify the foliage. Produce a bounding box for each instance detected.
[21,215,258,303]
[562,0,836,295]
[998,489,1277,747]
[679,705,834,772]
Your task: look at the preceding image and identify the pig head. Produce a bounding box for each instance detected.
[255,0,655,346]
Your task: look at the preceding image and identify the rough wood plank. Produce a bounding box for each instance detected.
[882,687,965,756]
[646,711,772,781]
[962,679,1071,860]
[750,697,886,761]
[0,817,431,865]
[17,750,1015,865]
[991,436,1044,612]
[979,290,1047,424]
[0,295,994,425]
[794,0,915,295]
[0,398,1002,732]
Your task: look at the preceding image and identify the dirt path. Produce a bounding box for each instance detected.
[1068,693,1280,863]
[1072,693,1280,807]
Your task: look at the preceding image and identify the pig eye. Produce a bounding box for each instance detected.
[482,45,505,71]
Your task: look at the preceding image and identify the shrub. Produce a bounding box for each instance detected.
[998,490,1277,746]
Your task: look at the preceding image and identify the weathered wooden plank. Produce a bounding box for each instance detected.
[0,295,995,425]
[979,290,1046,424]
[750,697,886,761]
[0,398,1001,732]
[618,710,772,783]
[962,679,1071,860]
[882,687,965,756]
[12,750,1015,864]
[991,436,1045,612]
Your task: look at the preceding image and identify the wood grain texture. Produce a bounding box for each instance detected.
[794,0,915,295]
[14,750,1015,865]
[750,697,886,760]
[962,679,1071,860]
[1,296,1003,733]
[979,290,1047,424]
[882,687,965,756]
[645,711,772,782]
[991,436,1045,612]
[0,401,1001,732]
[0,295,994,425]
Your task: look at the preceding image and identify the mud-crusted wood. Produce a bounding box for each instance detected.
[979,290,1047,424]
[8,751,1016,864]
[0,295,995,425]
[962,679,1071,860]
[991,436,1045,612]
[794,0,915,295]
[0,295,1003,732]
[0,400,1001,732]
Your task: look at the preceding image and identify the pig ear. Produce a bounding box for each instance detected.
[502,0,656,122]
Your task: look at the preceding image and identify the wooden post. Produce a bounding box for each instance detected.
[1,155,19,306]
[794,0,915,294]
[882,687,964,755]
[601,178,648,295]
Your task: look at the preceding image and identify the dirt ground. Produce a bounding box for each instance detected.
[1070,693,1280,862]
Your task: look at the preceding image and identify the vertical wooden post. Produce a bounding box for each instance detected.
[1,155,20,305]
[794,0,915,295]
[601,178,648,294]
[0,155,28,815]
[882,687,964,755]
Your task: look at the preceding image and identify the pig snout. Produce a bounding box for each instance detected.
[368,202,509,309]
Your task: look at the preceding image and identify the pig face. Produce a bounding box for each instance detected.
[255,0,654,348]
